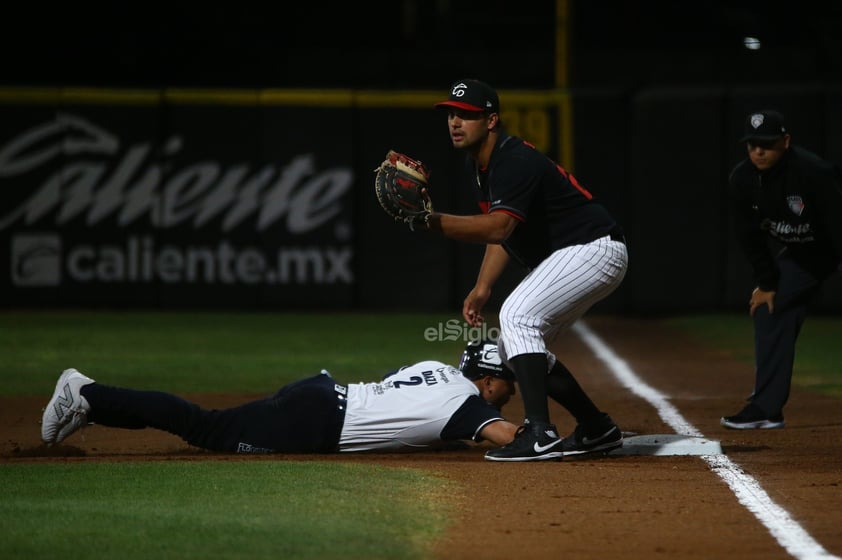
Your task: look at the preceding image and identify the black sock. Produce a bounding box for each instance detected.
[546,360,602,425]
[509,353,551,426]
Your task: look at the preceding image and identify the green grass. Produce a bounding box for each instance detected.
[666,313,842,396]
[3,310,838,559]
[0,310,471,560]
[0,461,453,560]
[0,310,471,395]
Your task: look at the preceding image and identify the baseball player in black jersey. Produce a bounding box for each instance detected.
[40,339,520,453]
[423,79,628,461]
[721,110,842,429]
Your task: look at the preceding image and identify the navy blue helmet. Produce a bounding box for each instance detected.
[459,339,515,382]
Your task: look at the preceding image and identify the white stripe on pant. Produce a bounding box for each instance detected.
[498,235,628,365]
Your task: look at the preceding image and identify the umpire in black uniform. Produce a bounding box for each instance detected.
[722,110,842,429]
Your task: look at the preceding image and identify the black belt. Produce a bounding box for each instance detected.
[321,370,348,411]
[332,382,348,452]
[334,383,348,412]
[608,225,626,244]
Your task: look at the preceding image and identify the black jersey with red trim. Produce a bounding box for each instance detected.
[729,145,842,290]
[469,134,620,269]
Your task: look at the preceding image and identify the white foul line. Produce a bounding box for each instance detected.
[572,321,840,560]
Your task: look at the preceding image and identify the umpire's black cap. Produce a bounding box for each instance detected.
[459,338,515,382]
[435,79,499,114]
[740,110,788,142]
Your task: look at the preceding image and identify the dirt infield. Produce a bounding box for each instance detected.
[3,316,841,559]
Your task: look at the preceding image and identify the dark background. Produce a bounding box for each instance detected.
[4,1,841,90]
[2,0,841,314]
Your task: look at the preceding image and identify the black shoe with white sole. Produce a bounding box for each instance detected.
[720,403,784,430]
[485,422,563,462]
[560,415,623,456]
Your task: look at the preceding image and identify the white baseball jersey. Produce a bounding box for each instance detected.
[338,360,504,452]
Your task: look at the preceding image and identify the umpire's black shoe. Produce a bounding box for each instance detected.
[484,422,563,462]
[560,414,623,457]
[720,403,784,430]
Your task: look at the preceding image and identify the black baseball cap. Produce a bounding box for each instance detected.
[435,79,499,114]
[740,110,788,142]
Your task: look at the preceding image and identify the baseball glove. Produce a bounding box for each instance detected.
[374,150,433,230]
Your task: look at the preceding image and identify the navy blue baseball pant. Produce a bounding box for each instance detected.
[81,373,346,453]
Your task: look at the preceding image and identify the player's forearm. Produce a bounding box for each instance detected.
[479,419,519,446]
[427,212,513,244]
[734,210,777,289]
[475,244,510,289]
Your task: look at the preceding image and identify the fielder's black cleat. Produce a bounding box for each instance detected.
[485,422,563,462]
[560,414,623,456]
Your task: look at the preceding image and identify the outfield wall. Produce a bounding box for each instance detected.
[1,86,840,313]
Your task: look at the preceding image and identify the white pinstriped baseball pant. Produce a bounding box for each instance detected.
[497,235,628,367]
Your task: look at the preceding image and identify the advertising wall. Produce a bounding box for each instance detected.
[1,86,840,313]
[0,90,357,309]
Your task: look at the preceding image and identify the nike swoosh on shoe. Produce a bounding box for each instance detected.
[581,427,618,446]
[533,439,562,453]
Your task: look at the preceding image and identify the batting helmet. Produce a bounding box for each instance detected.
[459,339,515,382]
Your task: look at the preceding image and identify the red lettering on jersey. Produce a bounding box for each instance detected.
[523,140,593,200]
[556,164,593,199]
